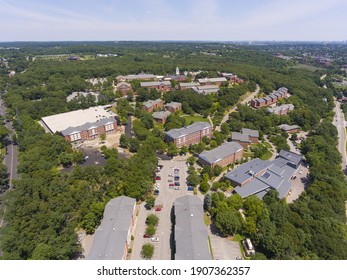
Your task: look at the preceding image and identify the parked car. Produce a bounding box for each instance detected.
[155,207,162,211]
[155,176,161,180]
[187,186,194,191]
[174,186,180,190]
[174,182,180,186]
[143,234,150,238]
[174,176,180,181]
[168,179,173,182]
[151,237,159,242]
[154,189,159,195]
[169,183,174,187]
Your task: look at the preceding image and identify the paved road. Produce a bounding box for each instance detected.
[130,157,192,260]
[216,84,260,131]
[333,100,347,168]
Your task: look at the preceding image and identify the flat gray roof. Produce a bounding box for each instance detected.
[87,196,136,260]
[180,82,200,88]
[165,122,212,140]
[199,142,243,165]
[231,128,259,142]
[41,105,116,134]
[267,104,294,113]
[175,195,211,260]
[278,150,302,167]
[242,128,259,138]
[140,81,171,87]
[198,77,227,83]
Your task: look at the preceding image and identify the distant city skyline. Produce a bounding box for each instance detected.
[1,0,346,42]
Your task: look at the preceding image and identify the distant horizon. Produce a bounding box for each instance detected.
[1,0,346,42]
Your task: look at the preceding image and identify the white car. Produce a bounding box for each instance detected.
[151,237,159,242]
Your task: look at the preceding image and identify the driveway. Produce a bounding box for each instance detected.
[286,163,309,203]
[208,224,242,260]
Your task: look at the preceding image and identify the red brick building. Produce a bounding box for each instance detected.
[165,122,213,148]
[165,102,182,113]
[142,99,164,112]
[198,142,244,168]
[116,82,132,96]
[140,81,171,92]
[251,87,288,109]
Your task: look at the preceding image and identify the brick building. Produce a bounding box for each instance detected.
[165,102,182,113]
[140,81,171,92]
[152,111,171,124]
[142,99,164,112]
[198,142,243,168]
[165,122,212,148]
[116,82,132,96]
[278,124,300,133]
[231,128,259,148]
[251,87,288,109]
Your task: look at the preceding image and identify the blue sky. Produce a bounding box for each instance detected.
[1,0,346,41]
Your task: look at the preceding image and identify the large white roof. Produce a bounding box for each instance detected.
[41,105,115,133]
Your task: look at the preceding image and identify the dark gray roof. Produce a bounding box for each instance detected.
[242,128,259,138]
[225,158,272,186]
[61,117,116,136]
[278,150,302,167]
[165,122,212,140]
[228,150,302,199]
[198,142,243,165]
[87,196,136,260]
[232,132,250,142]
[175,195,211,260]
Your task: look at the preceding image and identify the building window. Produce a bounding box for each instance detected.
[70,132,81,142]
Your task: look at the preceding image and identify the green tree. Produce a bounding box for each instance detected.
[203,193,212,212]
[199,180,210,194]
[145,225,156,236]
[141,243,154,260]
[167,142,179,157]
[146,214,159,226]
[215,208,243,236]
[145,196,156,209]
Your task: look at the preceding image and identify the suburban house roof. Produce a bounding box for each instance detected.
[165,122,212,140]
[153,111,171,120]
[174,195,211,260]
[279,124,300,131]
[142,99,163,109]
[227,150,302,199]
[140,81,171,87]
[41,105,115,134]
[87,196,136,260]
[61,117,116,136]
[267,104,294,114]
[198,142,243,165]
[165,102,182,109]
[116,82,131,89]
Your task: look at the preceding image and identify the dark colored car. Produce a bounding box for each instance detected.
[143,234,150,238]
[187,186,194,191]
[174,181,180,186]
[174,176,180,181]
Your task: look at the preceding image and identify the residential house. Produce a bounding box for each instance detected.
[86,196,136,260]
[142,99,164,112]
[174,195,212,260]
[165,122,212,148]
[251,87,288,109]
[198,142,243,168]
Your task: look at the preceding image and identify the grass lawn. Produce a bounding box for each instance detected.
[204,213,212,226]
[260,151,273,160]
[181,115,208,124]
[263,141,272,149]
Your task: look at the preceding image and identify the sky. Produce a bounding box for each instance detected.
[1,0,347,42]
